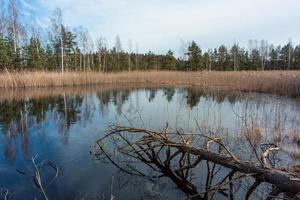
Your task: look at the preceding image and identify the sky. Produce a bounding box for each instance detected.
[18,0,300,55]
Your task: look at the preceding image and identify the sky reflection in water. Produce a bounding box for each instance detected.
[0,87,299,199]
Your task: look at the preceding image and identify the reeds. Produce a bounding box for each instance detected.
[0,70,299,97]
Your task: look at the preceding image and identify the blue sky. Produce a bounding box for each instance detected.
[18,0,300,54]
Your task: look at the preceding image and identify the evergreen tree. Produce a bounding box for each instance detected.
[239,48,249,70]
[45,44,56,70]
[187,41,203,70]
[269,45,279,70]
[280,41,293,70]
[217,45,228,70]
[250,48,260,70]
[230,44,239,71]
[162,50,176,70]
[294,45,300,70]
[51,25,77,71]
[0,38,14,70]
[24,36,45,70]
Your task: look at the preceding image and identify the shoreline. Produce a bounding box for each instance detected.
[0,70,299,97]
[1,84,294,102]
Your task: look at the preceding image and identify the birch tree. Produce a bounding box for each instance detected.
[51,8,64,73]
[74,26,84,71]
[208,49,212,71]
[0,0,6,38]
[8,0,22,52]
[248,40,260,69]
[101,38,108,72]
[115,36,122,71]
[29,14,41,57]
[135,42,139,70]
[86,36,94,70]
[280,39,293,70]
[96,37,104,71]
[259,40,269,70]
[288,39,293,70]
[76,26,90,71]
[127,39,132,71]
[231,43,239,71]
[179,39,188,61]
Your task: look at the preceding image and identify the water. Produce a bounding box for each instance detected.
[0,86,299,199]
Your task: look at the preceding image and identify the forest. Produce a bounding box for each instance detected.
[0,0,300,72]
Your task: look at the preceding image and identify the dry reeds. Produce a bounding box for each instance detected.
[0,70,299,97]
[243,123,263,147]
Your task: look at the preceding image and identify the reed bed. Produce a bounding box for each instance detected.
[0,70,299,97]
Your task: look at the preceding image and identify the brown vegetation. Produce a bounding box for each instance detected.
[0,70,299,97]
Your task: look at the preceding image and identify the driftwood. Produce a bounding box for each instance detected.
[92,124,300,200]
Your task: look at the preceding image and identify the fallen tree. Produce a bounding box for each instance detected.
[92,124,300,200]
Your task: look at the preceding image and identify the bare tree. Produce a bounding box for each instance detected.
[179,39,188,61]
[87,37,94,70]
[8,0,23,53]
[51,8,64,73]
[248,39,259,53]
[96,37,104,72]
[115,36,122,71]
[260,40,269,70]
[287,39,293,70]
[102,38,108,72]
[29,14,41,55]
[74,26,84,71]
[208,49,212,71]
[75,26,91,71]
[0,0,6,38]
[135,42,139,70]
[248,39,253,53]
[127,39,132,71]
[232,42,240,71]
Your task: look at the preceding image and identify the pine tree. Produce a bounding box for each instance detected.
[24,36,45,70]
[231,44,239,71]
[218,45,228,70]
[0,38,14,70]
[294,45,300,69]
[280,41,293,70]
[162,50,176,70]
[269,45,279,70]
[187,41,203,70]
[250,49,260,70]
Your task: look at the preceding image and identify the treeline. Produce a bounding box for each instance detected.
[0,0,299,72]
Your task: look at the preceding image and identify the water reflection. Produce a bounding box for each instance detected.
[0,86,299,199]
[0,87,234,135]
[0,87,299,160]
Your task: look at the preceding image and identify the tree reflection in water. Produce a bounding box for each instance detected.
[0,86,299,199]
[0,87,299,162]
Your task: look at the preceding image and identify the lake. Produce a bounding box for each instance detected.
[0,86,299,199]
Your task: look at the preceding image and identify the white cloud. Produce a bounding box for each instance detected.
[32,0,300,54]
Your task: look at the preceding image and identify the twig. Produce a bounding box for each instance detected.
[195,119,239,162]
[245,134,265,167]
[262,147,281,168]
[32,155,48,200]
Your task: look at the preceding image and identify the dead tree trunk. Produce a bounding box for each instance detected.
[175,144,300,193]
[93,125,300,199]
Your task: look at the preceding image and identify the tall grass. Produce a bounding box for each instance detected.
[0,70,299,97]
